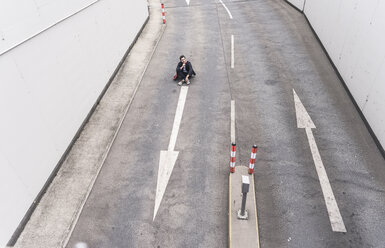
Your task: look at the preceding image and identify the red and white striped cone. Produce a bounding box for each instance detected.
[230,143,236,173]
[248,145,258,174]
[161,3,166,24]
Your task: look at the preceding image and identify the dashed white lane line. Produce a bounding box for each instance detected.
[231,35,235,69]
[231,100,235,143]
[219,0,233,19]
[293,89,346,232]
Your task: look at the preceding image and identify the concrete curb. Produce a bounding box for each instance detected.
[229,166,260,248]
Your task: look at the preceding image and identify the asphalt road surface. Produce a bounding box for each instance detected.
[67,0,385,247]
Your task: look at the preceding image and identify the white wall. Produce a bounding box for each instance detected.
[286,0,385,150]
[0,0,148,246]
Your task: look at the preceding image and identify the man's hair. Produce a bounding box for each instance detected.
[179,55,185,60]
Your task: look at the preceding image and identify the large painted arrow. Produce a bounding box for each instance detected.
[293,89,346,232]
[153,86,189,220]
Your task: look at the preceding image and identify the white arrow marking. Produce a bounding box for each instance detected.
[293,90,315,129]
[186,0,190,5]
[293,89,346,232]
[154,86,189,220]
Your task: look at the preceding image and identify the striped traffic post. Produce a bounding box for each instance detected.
[230,143,236,173]
[161,3,166,24]
[248,145,258,174]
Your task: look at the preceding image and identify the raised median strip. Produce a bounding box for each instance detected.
[229,166,260,248]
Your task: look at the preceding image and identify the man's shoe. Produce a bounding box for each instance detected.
[186,79,190,85]
[178,80,183,86]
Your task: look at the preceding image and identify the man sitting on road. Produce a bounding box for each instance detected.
[175,55,196,86]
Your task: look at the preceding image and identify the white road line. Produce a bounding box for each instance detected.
[231,35,235,69]
[293,89,346,232]
[219,0,233,19]
[231,100,235,143]
[168,86,188,151]
[305,128,346,232]
[154,86,189,220]
[186,0,190,5]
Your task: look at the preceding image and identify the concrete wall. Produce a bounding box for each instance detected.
[287,0,305,11]
[286,0,385,150]
[0,0,148,246]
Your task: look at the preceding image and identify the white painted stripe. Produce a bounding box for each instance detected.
[293,89,316,129]
[168,86,189,151]
[294,89,346,232]
[186,0,190,5]
[251,153,256,159]
[231,35,235,69]
[154,150,179,220]
[219,0,233,19]
[305,128,346,232]
[231,151,236,157]
[231,100,235,143]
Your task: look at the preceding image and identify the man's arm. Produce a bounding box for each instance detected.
[187,61,193,77]
[177,62,183,70]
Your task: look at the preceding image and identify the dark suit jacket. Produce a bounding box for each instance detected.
[177,61,196,77]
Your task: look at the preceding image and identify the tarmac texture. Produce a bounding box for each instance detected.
[14,0,385,248]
